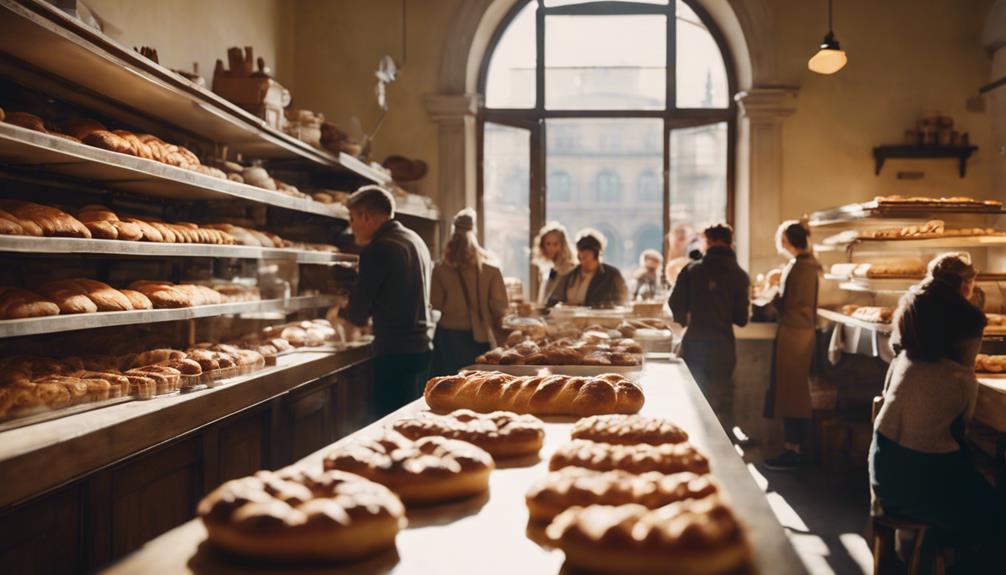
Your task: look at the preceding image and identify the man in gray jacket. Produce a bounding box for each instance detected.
[669,223,750,432]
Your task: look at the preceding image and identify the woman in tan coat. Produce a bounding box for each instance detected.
[764,220,821,469]
[430,208,509,376]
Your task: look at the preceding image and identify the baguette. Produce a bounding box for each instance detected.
[36,280,97,314]
[127,281,193,308]
[122,218,165,242]
[0,201,91,238]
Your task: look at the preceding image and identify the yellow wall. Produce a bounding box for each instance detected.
[288,0,464,199]
[85,0,295,87]
[771,0,995,219]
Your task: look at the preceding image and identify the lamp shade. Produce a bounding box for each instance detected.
[808,48,847,74]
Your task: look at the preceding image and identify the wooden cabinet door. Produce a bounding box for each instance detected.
[285,383,333,463]
[0,487,80,574]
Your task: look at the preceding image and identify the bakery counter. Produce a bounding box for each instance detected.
[0,345,372,510]
[976,377,1006,433]
[104,361,807,575]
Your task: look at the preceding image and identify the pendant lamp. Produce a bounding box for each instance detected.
[808,0,847,75]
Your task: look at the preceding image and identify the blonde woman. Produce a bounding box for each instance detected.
[532,222,576,306]
[430,208,509,376]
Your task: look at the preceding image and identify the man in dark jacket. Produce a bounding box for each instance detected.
[547,229,628,309]
[343,186,433,416]
[669,223,750,431]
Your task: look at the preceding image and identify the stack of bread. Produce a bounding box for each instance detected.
[476,330,643,367]
[0,200,240,244]
[527,413,750,575]
[3,112,225,179]
[0,278,264,319]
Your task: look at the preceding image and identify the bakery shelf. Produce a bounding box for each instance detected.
[817,308,894,334]
[0,0,389,184]
[0,295,339,339]
[873,145,979,178]
[809,201,1003,227]
[0,122,350,220]
[0,235,359,266]
[815,235,1006,254]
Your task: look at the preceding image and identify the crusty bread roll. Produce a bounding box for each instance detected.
[0,286,60,319]
[549,439,710,475]
[0,208,41,236]
[571,414,689,446]
[122,218,165,242]
[424,371,644,417]
[0,214,24,235]
[61,118,106,140]
[127,280,192,308]
[199,467,405,563]
[129,348,186,368]
[37,280,97,314]
[392,409,545,458]
[0,201,90,238]
[546,496,750,575]
[72,279,133,311]
[323,430,494,504]
[5,112,47,133]
[526,468,718,523]
[82,220,117,239]
[119,289,152,310]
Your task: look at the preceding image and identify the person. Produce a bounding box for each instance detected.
[869,253,1005,570]
[430,208,509,377]
[763,221,821,470]
[668,223,750,432]
[547,228,628,308]
[632,249,664,301]
[532,222,577,306]
[342,186,433,416]
[664,224,697,285]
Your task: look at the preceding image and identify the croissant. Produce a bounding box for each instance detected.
[423,370,644,417]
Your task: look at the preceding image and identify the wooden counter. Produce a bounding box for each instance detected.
[105,361,807,575]
[0,345,372,509]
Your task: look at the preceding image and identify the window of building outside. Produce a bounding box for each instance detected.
[480,0,733,299]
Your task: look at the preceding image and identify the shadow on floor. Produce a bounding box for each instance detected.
[745,445,873,575]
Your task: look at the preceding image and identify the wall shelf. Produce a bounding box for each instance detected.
[873,144,978,178]
[0,295,339,339]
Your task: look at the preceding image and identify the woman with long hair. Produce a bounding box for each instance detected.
[532,222,576,306]
[430,208,509,376]
[870,253,1004,569]
[763,220,821,470]
[547,228,628,308]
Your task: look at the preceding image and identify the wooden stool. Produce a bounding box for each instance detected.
[872,513,949,575]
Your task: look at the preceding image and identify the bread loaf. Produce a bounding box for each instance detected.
[37,280,97,314]
[119,289,152,310]
[62,118,106,140]
[0,201,90,238]
[424,371,644,416]
[0,208,42,236]
[127,281,192,308]
[0,286,60,319]
[83,130,134,155]
[5,112,47,133]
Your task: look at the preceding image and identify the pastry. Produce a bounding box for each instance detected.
[5,112,47,133]
[549,439,710,475]
[392,409,545,458]
[977,354,1006,373]
[526,468,718,522]
[198,467,405,562]
[546,496,750,575]
[571,414,689,446]
[849,306,894,324]
[424,371,644,417]
[129,348,186,368]
[0,286,60,319]
[323,430,494,503]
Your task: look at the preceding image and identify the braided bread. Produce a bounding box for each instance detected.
[550,439,710,475]
[392,409,545,458]
[546,496,750,575]
[424,370,644,417]
[571,414,689,445]
[198,467,405,562]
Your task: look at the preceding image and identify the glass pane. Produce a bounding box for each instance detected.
[485,2,536,109]
[669,122,728,232]
[483,122,531,295]
[545,15,666,110]
[546,118,663,280]
[675,0,729,108]
[546,0,667,5]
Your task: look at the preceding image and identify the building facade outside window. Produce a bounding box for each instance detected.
[480,0,735,295]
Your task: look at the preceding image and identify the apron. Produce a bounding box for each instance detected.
[765,324,815,418]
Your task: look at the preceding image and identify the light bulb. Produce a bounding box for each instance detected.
[808,47,848,74]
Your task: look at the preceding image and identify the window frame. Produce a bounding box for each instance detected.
[477,0,737,291]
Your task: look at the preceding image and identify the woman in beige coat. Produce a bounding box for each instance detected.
[764,220,821,470]
[430,208,509,376]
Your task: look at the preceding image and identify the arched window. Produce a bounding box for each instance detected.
[480,0,735,289]
[548,170,573,202]
[637,169,660,202]
[594,170,620,202]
